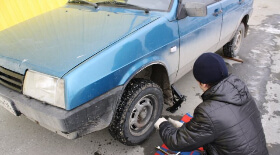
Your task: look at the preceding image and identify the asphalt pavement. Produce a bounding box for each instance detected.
[0,0,279,155]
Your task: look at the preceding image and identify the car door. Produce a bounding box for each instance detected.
[217,0,245,49]
[176,0,223,80]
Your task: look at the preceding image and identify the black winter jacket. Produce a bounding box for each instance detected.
[159,75,268,155]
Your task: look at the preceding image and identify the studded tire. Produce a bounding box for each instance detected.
[109,79,163,146]
[223,22,245,58]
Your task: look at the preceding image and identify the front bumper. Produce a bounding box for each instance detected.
[0,84,123,139]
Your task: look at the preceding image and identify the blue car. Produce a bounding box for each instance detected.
[0,0,253,145]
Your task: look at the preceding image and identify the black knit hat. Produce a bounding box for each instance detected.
[193,53,228,84]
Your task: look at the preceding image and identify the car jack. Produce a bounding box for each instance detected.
[166,85,186,113]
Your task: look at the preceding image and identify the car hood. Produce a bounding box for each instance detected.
[0,5,160,77]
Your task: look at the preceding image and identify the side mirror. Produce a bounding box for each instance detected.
[185,2,207,17]
[177,2,207,20]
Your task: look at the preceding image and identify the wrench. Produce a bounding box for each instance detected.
[156,146,181,155]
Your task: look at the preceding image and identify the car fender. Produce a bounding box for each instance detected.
[63,17,179,110]
[234,0,254,37]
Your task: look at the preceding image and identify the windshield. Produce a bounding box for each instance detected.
[69,0,172,11]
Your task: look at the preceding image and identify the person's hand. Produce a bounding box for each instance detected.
[168,118,184,128]
[154,117,167,129]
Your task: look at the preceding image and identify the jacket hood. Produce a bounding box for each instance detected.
[0,5,160,77]
[202,75,251,106]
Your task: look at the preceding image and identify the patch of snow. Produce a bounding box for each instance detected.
[259,24,280,34]
[262,81,280,144]
[273,36,280,46]
[247,29,251,36]
[269,50,280,73]
[251,49,261,54]
[249,49,271,68]
[247,75,263,102]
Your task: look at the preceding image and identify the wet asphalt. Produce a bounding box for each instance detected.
[1,6,280,155]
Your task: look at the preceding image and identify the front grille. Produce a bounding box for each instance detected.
[0,67,24,93]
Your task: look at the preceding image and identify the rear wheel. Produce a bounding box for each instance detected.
[109,79,163,145]
[223,23,245,58]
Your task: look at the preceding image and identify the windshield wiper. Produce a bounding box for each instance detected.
[96,1,150,13]
[68,0,150,13]
[68,0,98,8]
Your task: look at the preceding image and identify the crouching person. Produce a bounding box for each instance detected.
[155,53,268,155]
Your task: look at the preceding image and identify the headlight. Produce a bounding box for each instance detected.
[23,70,65,109]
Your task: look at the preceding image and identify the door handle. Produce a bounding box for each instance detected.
[239,0,245,4]
[213,9,223,16]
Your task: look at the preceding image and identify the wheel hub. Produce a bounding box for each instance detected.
[233,30,242,51]
[129,95,154,136]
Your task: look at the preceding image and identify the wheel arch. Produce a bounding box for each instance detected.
[119,62,173,107]
[241,14,250,37]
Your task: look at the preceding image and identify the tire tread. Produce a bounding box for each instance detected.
[109,78,162,145]
[223,22,245,58]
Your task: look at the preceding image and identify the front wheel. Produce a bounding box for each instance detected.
[223,23,245,58]
[109,79,163,145]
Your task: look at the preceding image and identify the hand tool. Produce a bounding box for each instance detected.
[156,146,181,155]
